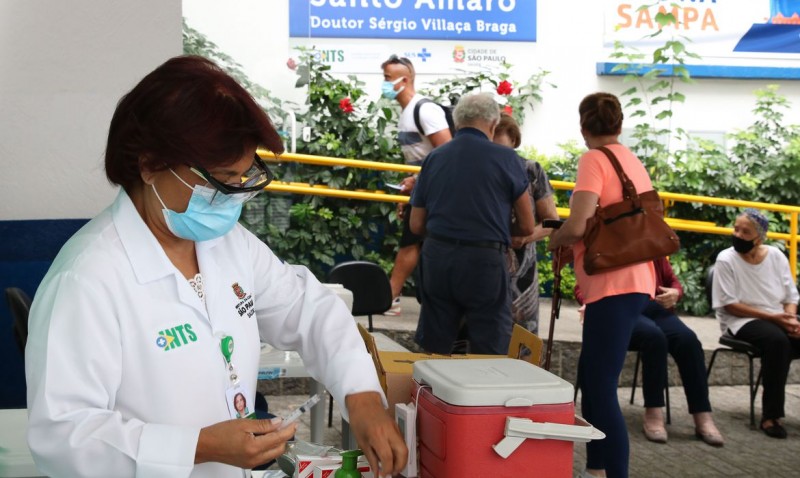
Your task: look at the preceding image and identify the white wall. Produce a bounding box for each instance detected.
[0,0,183,220]
[183,0,800,157]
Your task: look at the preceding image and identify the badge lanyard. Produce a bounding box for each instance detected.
[219,334,254,420]
[220,335,239,386]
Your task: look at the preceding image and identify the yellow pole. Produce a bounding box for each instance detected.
[791,212,798,280]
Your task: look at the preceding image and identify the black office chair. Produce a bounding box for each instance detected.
[705,265,764,429]
[5,287,32,357]
[326,260,393,426]
[327,260,393,333]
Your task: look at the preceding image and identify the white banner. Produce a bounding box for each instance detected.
[602,0,800,77]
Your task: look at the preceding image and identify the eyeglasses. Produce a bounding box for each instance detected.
[189,153,274,203]
[385,54,414,71]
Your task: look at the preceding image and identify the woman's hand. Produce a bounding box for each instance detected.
[345,392,408,478]
[195,418,297,469]
[510,234,532,249]
[654,286,680,309]
[774,313,800,337]
[547,191,599,250]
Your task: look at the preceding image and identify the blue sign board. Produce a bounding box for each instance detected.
[289,0,537,42]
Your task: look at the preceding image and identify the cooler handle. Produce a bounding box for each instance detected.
[492,416,606,459]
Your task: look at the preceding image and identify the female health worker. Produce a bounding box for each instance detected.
[24,56,406,478]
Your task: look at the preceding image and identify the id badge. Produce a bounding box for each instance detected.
[225,383,255,419]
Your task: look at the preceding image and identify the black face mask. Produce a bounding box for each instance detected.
[732,235,756,254]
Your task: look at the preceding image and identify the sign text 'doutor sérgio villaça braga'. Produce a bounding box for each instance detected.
[289,0,538,42]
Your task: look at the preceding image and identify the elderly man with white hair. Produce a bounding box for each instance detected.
[712,208,800,439]
[409,92,534,355]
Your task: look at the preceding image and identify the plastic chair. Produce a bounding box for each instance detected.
[705,265,764,428]
[327,261,393,333]
[5,287,32,357]
[326,260,393,426]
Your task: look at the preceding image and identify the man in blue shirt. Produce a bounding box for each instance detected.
[409,93,534,354]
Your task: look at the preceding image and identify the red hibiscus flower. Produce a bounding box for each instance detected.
[496,80,513,96]
[339,97,354,114]
[503,105,513,115]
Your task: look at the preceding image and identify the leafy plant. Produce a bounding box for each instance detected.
[609,3,699,184]
[244,48,405,279]
[662,86,800,315]
[420,62,553,125]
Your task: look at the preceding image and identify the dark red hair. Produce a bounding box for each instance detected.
[105,55,284,191]
[579,92,623,137]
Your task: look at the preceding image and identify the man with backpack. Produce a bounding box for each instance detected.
[380,55,453,314]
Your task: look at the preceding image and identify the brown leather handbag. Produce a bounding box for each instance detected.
[582,146,680,275]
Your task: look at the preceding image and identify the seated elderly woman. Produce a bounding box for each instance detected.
[712,208,800,439]
[577,256,724,447]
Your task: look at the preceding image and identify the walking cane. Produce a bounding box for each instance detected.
[542,220,565,371]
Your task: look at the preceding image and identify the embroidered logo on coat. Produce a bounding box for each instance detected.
[232,282,255,318]
[156,323,198,351]
[232,282,246,300]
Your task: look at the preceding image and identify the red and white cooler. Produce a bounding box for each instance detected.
[412,358,604,478]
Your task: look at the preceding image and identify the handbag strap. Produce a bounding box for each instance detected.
[596,145,641,206]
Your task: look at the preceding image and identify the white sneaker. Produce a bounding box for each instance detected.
[383,297,402,316]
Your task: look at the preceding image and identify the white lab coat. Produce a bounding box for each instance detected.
[25,190,383,478]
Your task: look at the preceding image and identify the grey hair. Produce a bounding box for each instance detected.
[453,92,500,129]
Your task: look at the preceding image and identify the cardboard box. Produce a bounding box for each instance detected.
[358,324,542,418]
[296,455,340,478]
[312,463,372,478]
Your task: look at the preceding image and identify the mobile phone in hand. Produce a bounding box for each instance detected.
[542,219,564,230]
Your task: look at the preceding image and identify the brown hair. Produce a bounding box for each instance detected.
[579,92,623,136]
[105,55,284,191]
[495,113,522,148]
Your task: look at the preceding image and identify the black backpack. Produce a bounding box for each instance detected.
[413,98,456,137]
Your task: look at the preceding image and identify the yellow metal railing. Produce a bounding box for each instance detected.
[259,150,800,278]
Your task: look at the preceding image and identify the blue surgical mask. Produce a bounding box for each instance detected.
[381,77,405,100]
[152,170,243,242]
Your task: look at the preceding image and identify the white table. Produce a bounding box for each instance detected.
[258,332,407,445]
[0,409,46,478]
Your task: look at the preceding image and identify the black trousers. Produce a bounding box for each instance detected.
[735,319,800,420]
[629,302,711,413]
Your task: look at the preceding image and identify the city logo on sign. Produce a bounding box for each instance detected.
[453,45,466,63]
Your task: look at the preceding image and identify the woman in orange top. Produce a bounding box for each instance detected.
[549,92,656,478]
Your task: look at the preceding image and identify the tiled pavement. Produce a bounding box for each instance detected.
[263,297,800,477]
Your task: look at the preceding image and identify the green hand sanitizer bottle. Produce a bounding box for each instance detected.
[334,449,364,478]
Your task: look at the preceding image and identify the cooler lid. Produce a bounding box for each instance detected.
[412,358,573,407]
